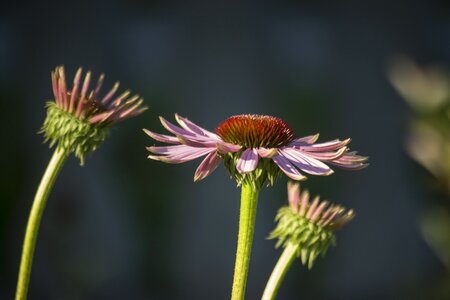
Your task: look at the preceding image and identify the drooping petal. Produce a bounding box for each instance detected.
[217,142,242,154]
[177,136,220,148]
[257,147,277,158]
[289,134,320,146]
[280,148,334,176]
[297,138,351,152]
[159,116,196,137]
[194,151,222,181]
[175,114,219,139]
[329,152,369,170]
[236,148,259,173]
[300,147,347,161]
[146,144,196,155]
[272,154,307,181]
[147,145,214,163]
[143,128,180,144]
[160,116,219,147]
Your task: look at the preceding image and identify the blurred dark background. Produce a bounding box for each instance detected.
[1,1,449,299]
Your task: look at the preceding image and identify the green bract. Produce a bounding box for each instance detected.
[41,102,108,165]
[269,206,336,269]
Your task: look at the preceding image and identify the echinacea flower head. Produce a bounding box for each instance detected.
[269,182,354,269]
[145,114,368,189]
[41,66,147,164]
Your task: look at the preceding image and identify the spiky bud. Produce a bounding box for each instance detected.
[269,182,354,269]
[41,66,147,164]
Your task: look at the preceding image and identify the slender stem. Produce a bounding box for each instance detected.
[231,183,260,300]
[261,242,299,300]
[15,148,68,300]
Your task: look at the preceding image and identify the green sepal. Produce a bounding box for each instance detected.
[40,102,108,165]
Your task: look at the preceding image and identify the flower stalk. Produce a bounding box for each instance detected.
[16,148,68,300]
[261,242,298,300]
[231,183,260,300]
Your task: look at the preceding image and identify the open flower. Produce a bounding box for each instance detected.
[144,114,367,187]
[42,66,147,164]
[269,182,354,269]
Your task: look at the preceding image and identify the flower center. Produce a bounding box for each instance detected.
[215,114,295,148]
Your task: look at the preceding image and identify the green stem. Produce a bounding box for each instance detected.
[261,242,298,300]
[15,148,68,300]
[231,183,260,300]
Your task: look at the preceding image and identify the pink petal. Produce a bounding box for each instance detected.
[160,117,218,147]
[89,110,115,123]
[236,149,259,173]
[300,147,347,161]
[117,106,148,122]
[101,81,120,105]
[175,114,218,139]
[272,154,307,181]
[297,138,351,152]
[58,67,68,110]
[329,152,369,170]
[118,98,145,119]
[317,205,334,225]
[322,207,341,226]
[177,136,220,148]
[289,134,320,146]
[257,147,278,158]
[109,90,131,108]
[147,146,214,163]
[287,181,300,213]
[93,73,105,98]
[194,151,222,181]
[280,148,334,176]
[217,142,242,154]
[76,71,91,117]
[146,144,194,155]
[160,116,198,137]
[306,196,320,219]
[299,190,310,216]
[143,128,180,144]
[311,200,329,222]
[51,70,60,106]
[69,67,82,113]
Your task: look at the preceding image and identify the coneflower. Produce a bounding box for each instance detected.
[15,66,147,300]
[144,114,366,300]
